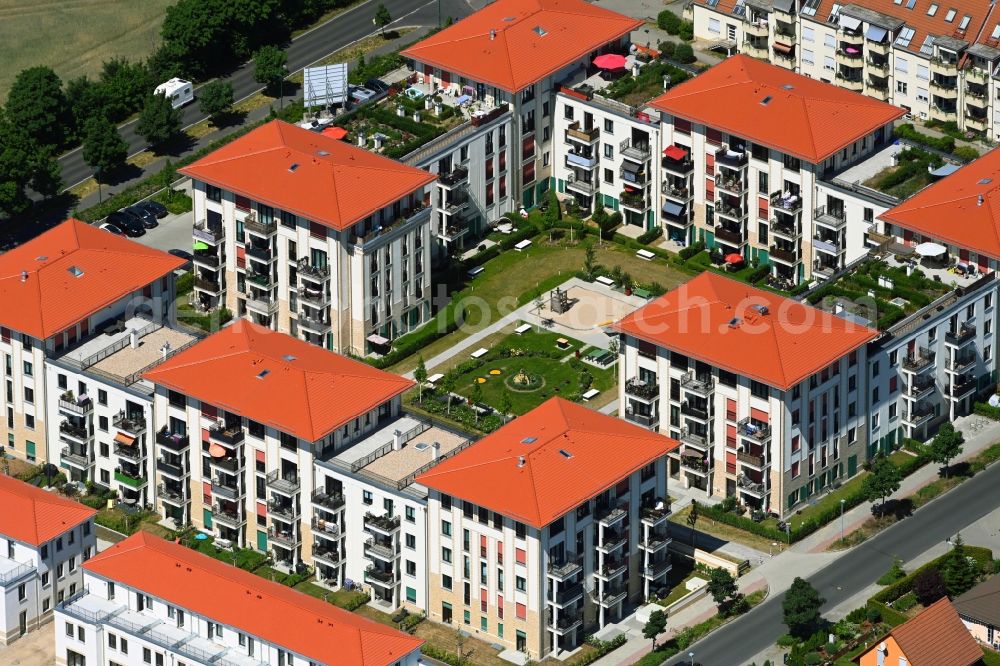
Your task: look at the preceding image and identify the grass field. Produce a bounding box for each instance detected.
[0,1,173,103]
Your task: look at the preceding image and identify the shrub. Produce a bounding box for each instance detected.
[674,42,696,64]
[894,123,955,154]
[657,10,681,33]
[679,241,705,261]
[894,592,917,612]
[659,41,677,58]
[952,146,980,162]
[974,401,1000,421]
[637,228,662,245]
[678,21,695,41]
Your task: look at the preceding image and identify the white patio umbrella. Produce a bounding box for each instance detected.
[914,242,947,257]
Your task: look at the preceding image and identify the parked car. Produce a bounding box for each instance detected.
[350,86,377,103]
[98,223,123,235]
[107,211,145,237]
[365,78,389,94]
[168,249,193,271]
[136,200,168,219]
[127,205,158,228]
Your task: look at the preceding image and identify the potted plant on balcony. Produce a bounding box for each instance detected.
[621,271,633,296]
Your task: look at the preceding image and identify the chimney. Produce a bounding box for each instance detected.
[517,455,526,468]
[160,342,171,360]
[979,194,985,206]
[20,271,27,283]
[490,29,496,40]
[432,442,441,461]
[130,330,139,349]
[393,429,402,451]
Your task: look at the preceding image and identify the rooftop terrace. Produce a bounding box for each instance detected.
[563,57,690,118]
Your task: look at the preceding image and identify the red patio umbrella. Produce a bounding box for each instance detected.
[724,253,744,265]
[593,53,627,70]
[322,126,348,140]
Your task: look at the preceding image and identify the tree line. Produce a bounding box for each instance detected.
[0,0,352,217]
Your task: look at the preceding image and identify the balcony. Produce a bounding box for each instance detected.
[439,222,469,243]
[715,147,748,169]
[565,122,600,144]
[966,114,988,132]
[620,168,648,186]
[866,58,889,75]
[715,174,747,195]
[212,504,245,528]
[945,324,976,347]
[679,427,710,451]
[364,537,398,562]
[907,376,936,400]
[244,215,277,237]
[661,182,692,201]
[680,372,714,396]
[737,450,770,469]
[835,48,863,66]
[207,454,240,474]
[737,418,771,443]
[156,429,189,451]
[61,447,92,469]
[596,502,627,527]
[639,529,670,552]
[834,72,864,91]
[550,583,584,607]
[193,221,224,244]
[680,455,710,476]
[194,277,221,293]
[364,566,396,587]
[742,38,770,59]
[813,236,843,256]
[903,403,934,427]
[620,191,649,211]
[244,272,274,289]
[311,516,341,539]
[930,104,958,122]
[158,483,188,505]
[644,558,671,579]
[565,152,598,169]
[244,292,278,315]
[623,410,658,428]
[946,352,976,374]
[266,470,300,496]
[624,378,659,402]
[565,173,595,194]
[439,166,468,188]
[59,421,91,443]
[192,251,220,269]
[113,440,143,463]
[268,527,301,548]
[113,412,146,435]
[208,423,244,446]
[297,258,331,282]
[662,154,693,175]
[620,138,651,162]
[769,245,799,265]
[296,285,330,309]
[867,39,889,56]
[114,468,146,489]
[547,609,583,634]
[312,490,346,512]
[245,244,273,262]
[312,544,342,566]
[744,19,769,38]
[737,475,766,497]
[547,554,583,581]
[364,512,401,535]
[681,401,709,422]
[443,193,469,215]
[299,313,332,334]
[597,528,627,553]
[211,479,242,501]
[770,218,799,240]
[814,206,846,230]
[597,584,627,607]
[950,375,977,399]
[715,201,747,222]
[58,395,92,416]
[930,57,958,76]
[714,224,744,246]
[930,78,959,98]
[595,555,628,580]
[864,80,890,101]
[903,347,935,373]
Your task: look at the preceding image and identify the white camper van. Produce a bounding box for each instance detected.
[154,78,194,109]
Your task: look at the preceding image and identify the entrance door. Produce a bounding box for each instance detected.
[847,455,858,477]
[516,630,527,652]
[442,602,453,624]
[19,610,27,636]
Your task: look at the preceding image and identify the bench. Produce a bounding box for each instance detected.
[514,323,532,335]
[426,373,444,386]
[582,388,600,401]
[595,275,615,287]
[632,287,651,300]
[636,249,656,261]
[470,348,488,359]
[514,239,532,251]
[466,266,485,279]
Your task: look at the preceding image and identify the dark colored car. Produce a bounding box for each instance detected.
[107,211,145,237]
[127,204,158,228]
[365,78,389,94]
[136,200,168,219]
[168,249,193,271]
[98,223,123,235]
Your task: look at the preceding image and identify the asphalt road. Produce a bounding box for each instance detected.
[57,0,473,190]
[663,460,1000,666]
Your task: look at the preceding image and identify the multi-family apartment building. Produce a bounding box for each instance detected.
[180,120,437,356]
[55,531,423,666]
[648,54,903,284]
[400,0,643,212]
[0,219,183,466]
[0,473,96,644]
[614,271,878,517]
[417,397,677,660]
[690,0,1000,140]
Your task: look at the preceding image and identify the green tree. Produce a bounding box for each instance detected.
[657,9,681,33]
[99,57,153,121]
[0,110,61,215]
[929,422,964,478]
[642,609,667,649]
[861,456,902,511]
[782,577,825,639]
[65,76,111,142]
[941,534,979,597]
[674,42,696,64]
[136,93,182,146]
[5,66,72,148]
[913,567,947,606]
[253,45,288,93]
[498,390,513,421]
[583,242,597,279]
[687,500,699,549]
[470,382,484,422]
[199,80,235,121]
[413,356,428,402]
[440,373,457,414]
[82,116,128,176]
[707,568,739,611]
[374,3,392,36]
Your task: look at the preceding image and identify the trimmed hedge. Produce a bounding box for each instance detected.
[974,401,1000,421]
[637,228,663,245]
[894,123,955,155]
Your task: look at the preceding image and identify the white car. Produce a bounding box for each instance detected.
[350,86,377,103]
[99,223,123,235]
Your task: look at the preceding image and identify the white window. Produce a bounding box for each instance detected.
[959,15,971,30]
[895,56,908,74]
[897,80,908,94]
[824,55,835,71]
[993,110,1000,125]
[802,48,815,65]
[802,26,815,42]
[916,64,928,80]
[916,87,929,102]
[871,413,880,432]
[944,8,956,22]
[708,17,721,33]
[824,33,835,48]
[927,3,937,15]
[992,23,1000,39]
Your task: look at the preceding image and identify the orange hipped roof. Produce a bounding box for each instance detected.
[614,272,879,391]
[0,474,96,546]
[863,597,983,666]
[142,321,414,441]
[400,0,643,93]
[0,219,185,340]
[178,120,435,232]
[880,146,1000,260]
[84,533,423,666]
[417,398,678,528]
[649,55,904,164]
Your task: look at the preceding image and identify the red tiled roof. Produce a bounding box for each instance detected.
[84,533,423,666]
[880,146,1000,260]
[178,120,435,231]
[882,597,982,666]
[0,474,95,546]
[417,398,678,528]
[0,219,184,340]
[400,0,643,93]
[613,272,879,391]
[142,321,414,441]
[649,55,904,164]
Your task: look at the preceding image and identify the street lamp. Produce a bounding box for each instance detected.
[688,651,695,666]
[96,166,103,205]
[839,498,846,543]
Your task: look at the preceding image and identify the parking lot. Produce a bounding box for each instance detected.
[136,208,194,255]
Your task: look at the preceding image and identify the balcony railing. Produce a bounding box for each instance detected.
[208,423,244,446]
[945,324,976,346]
[565,122,600,143]
[714,225,744,245]
[364,565,396,585]
[312,490,346,511]
[114,443,142,461]
[737,417,771,442]
[266,470,300,495]
[644,558,671,578]
[245,245,273,262]
[903,347,935,372]
[364,537,398,561]
[737,475,766,495]
[244,215,277,236]
[551,583,583,606]
[547,554,583,580]
[439,166,469,187]
[597,584,627,606]
[59,395,92,415]
[681,372,714,395]
[60,421,90,441]
[212,503,244,526]
[61,447,92,469]
[192,251,220,268]
[157,483,188,504]
[620,138,651,161]
[715,147,748,168]
[679,427,710,449]
[769,245,798,264]
[624,411,658,428]
[114,469,146,488]
[113,411,146,434]
[715,174,746,194]
[680,455,709,474]
[267,527,301,548]
[193,221,224,244]
[311,517,341,538]
[364,512,401,533]
[312,544,342,565]
[950,375,977,398]
[661,183,691,200]
[662,157,693,175]
[946,352,976,373]
[715,202,747,221]
[565,173,595,194]
[681,401,709,421]
[737,450,768,468]
[624,378,659,400]
[208,455,240,473]
[641,502,671,524]
[156,429,189,451]
[907,376,936,399]
[297,257,331,281]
